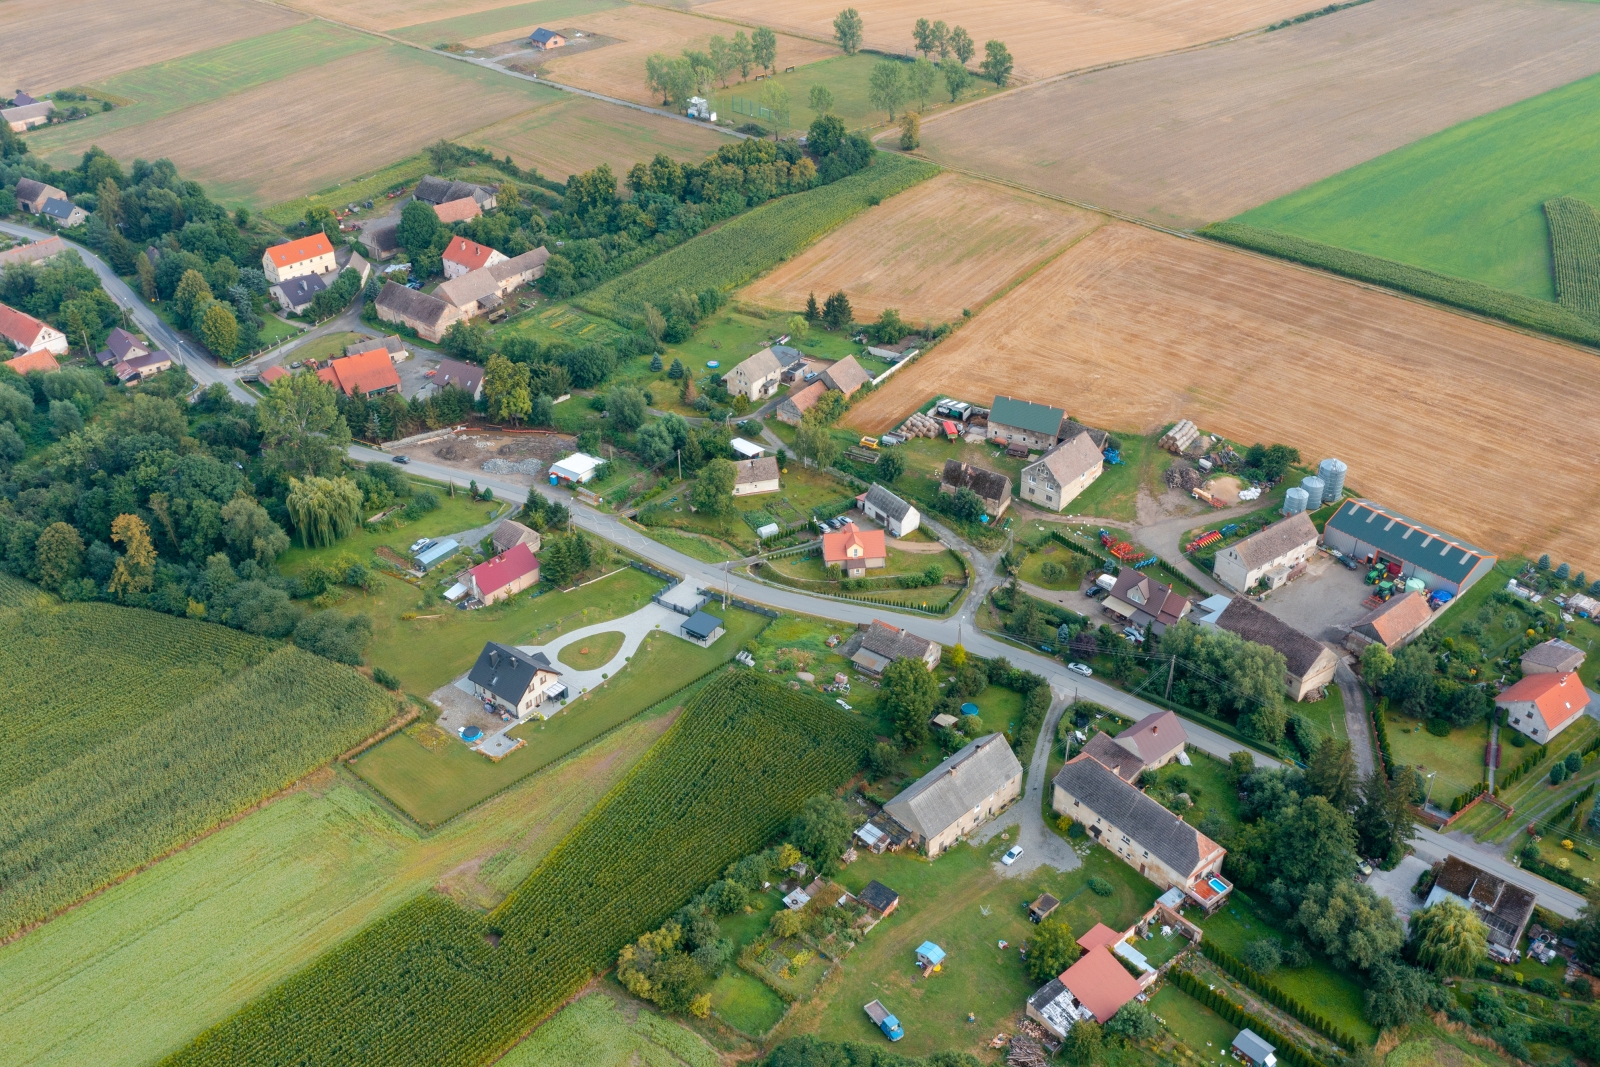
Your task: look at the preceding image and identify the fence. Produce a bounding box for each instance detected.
[727,96,779,122]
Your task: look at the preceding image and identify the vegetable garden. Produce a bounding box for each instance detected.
[0,588,400,939]
[158,671,870,1067]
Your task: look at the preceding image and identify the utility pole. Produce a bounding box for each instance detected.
[1165,654,1176,700]
[677,448,682,481]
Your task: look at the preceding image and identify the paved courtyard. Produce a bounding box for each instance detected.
[1255,551,1373,644]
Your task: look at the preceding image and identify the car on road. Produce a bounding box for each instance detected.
[1067,662,1093,677]
[391,455,409,464]
[1356,859,1374,877]
[836,698,852,710]
[1002,846,1024,866]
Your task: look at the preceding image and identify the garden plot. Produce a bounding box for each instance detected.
[846,222,1600,568]
[914,0,1600,227]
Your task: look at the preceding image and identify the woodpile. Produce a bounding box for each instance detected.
[1160,419,1200,454]
[897,411,947,438]
[1007,1034,1048,1067]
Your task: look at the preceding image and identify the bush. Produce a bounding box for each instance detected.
[372,667,401,690]
[1087,876,1114,896]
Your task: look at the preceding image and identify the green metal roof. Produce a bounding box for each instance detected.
[1325,499,1494,584]
[989,395,1063,436]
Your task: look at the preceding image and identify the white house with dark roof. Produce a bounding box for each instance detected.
[884,734,1023,857]
[722,345,804,402]
[1213,597,1337,702]
[1052,754,1230,910]
[1212,511,1320,593]
[95,326,150,367]
[1020,431,1103,512]
[860,483,920,536]
[467,641,566,720]
[731,456,780,496]
[40,198,87,227]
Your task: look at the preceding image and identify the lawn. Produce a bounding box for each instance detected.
[254,312,303,349]
[794,842,1159,1059]
[1153,750,1244,839]
[1463,717,1600,843]
[495,989,719,1067]
[708,53,1001,136]
[389,0,624,44]
[351,608,768,824]
[280,330,364,366]
[1061,432,1167,523]
[0,713,672,1067]
[276,479,502,570]
[1384,712,1490,806]
[1297,686,1347,743]
[1200,891,1377,1044]
[708,970,788,1037]
[642,466,855,554]
[1148,983,1242,1064]
[557,629,624,669]
[1233,71,1600,299]
[1016,542,1088,590]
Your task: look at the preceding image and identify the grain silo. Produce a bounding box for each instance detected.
[1301,476,1325,509]
[1317,458,1347,504]
[1283,487,1309,515]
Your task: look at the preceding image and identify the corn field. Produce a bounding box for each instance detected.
[1545,196,1600,322]
[0,597,399,939]
[159,672,870,1067]
[579,154,939,319]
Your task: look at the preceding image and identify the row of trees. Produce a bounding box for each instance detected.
[645,27,778,108]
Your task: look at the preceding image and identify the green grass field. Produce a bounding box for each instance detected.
[557,629,625,669]
[1154,751,1244,838]
[1200,891,1377,1044]
[800,842,1158,1059]
[1297,686,1346,743]
[390,0,624,45]
[24,22,379,156]
[1385,712,1489,804]
[0,717,671,1067]
[1148,983,1241,1064]
[709,969,789,1036]
[495,989,719,1067]
[1234,72,1600,299]
[351,608,767,824]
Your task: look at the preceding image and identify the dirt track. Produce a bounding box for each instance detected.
[696,0,1317,82]
[915,0,1600,227]
[740,172,1099,322]
[844,222,1600,568]
[1,0,303,91]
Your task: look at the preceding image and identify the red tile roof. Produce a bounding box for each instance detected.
[1497,671,1590,731]
[1076,923,1124,953]
[5,348,58,374]
[822,522,885,565]
[266,232,335,269]
[433,198,482,224]
[0,302,52,349]
[320,349,402,396]
[259,364,289,384]
[1060,946,1142,1023]
[443,235,498,272]
[467,541,539,597]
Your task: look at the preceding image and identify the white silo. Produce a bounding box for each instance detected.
[1317,459,1347,505]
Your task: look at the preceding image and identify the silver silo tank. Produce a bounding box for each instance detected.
[1317,458,1347,504]
[1301,476,1325,509]
[1283,487,1309,515]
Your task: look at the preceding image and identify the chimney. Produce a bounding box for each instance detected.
[489,648,500,668]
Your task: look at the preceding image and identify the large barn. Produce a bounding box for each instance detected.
[1321,499,1496,598]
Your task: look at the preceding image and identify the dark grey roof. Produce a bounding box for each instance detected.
[683,610,723,640]
[1053,755,1211,876]
[375,280,453,327]
[531,27,562,42]
[770,344,805,366]
[858,880,898,912]
[436,357,485,394]
[365,219,400,254]
[1523,638,1584,672]
[1028,977,1067,1011]
[467,641,558,704]
[105,327,148,361]
[414,176,493,206]
[885,734,1022,840]
[1325,499,1494,584]
[41,197,78,220]
[1233,1030,1275,1062]
[859,620,937,663]
[1214,597,1331,678]
[941,460,1010,502]
[274,274,327,308]
[1432,855,1535,949]
[864,483,913,522]
[13,178,50,203]
[1082,732,1142,782]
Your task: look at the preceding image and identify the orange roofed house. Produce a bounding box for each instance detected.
[316,349,402,397]
[0,302,69,356]
[1027,921,1158,1039]
[442,235,507,279]
[823,521,885,578]
[262,232,336,284]
[1497,672,1591,743]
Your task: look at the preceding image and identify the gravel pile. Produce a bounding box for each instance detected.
[482,458,544,475]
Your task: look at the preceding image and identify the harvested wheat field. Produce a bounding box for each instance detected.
[917,0,1600,227]
[34,47,560,209]
[696,0,1313,82]
[469,95,728,183]
[535,6,837,104]
[0,0,303,92]
[741,173,1099,322]
[279,0,531,31]
[846,223,1600,567]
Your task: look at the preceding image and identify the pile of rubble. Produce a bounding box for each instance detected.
[1006,1034,1048,1067]
[1164,463,1204,491]
[481,458,544,475]
[896,411,947,438]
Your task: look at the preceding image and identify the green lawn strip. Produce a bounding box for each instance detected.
[27,22,378,156]
[1016,542,1089,589]
[805,843,1157,1059]
[556,630,625,670]
[494,990,720,1067]
[265,154,435,227]
[578,154,939,318]
[0,730,668,1067]
[1201,893,1376,1044]
[1297,687,1346,742]
[1154,750,1244,838]
[277,331,363,366]
[641,527,745,563]
[1232,71,1600,299]
[708,970,788,1037]
[1384,713,1490,804]
[1062,432,1166,523]
[1148,983,1245,1064]
[390,0,624,44]
[351,609,766,824]
[1475,727,1600,845]
[253,314,303,348]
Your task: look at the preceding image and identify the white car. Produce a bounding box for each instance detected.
[836,698,852,711]
[1001,846,1024,866]
[1067,662,1093,678]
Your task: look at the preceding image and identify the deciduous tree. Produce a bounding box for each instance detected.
[34,521,84,591]
[752,26,777,72]
[980,40,1013,86]
[942,56,973,102]
[483,353,533,425]
[199,301,238,358]
[909,57,937,110]
[1025,917,1080,982]
[868,60,907,120]
[691,457,736,516]
[109,513,156,599]
[807,85,834,115]
[883,656,937,745]
[788,794,855,874]
[257,372,351,478]
[833,8,863,54]
[1410,897,1487,975]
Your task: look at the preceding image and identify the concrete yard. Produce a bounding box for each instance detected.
[1254,552,1373,645]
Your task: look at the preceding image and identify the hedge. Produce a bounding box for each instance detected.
[1198,939,1358,1050]
[1500,743,1550,789]
[1169,968,1332,1067]
[1201,222,1600,350]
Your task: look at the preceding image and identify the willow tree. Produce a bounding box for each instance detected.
[1410,897,1488,976]
[286,475,364,548]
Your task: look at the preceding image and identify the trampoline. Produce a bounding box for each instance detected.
[460,725,483,743]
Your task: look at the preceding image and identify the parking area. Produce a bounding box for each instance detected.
[1255,551,1373,644]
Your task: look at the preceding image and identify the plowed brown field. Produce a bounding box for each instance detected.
[468,95,728,183]
[845,223,1600,567]
[536,6,836,104]
[915,0,1600,227]
[0,0,303,91]
[741,173,1099,322]
[695,0,1314,82]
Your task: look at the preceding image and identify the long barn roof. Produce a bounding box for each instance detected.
[1325,499,1494,583]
